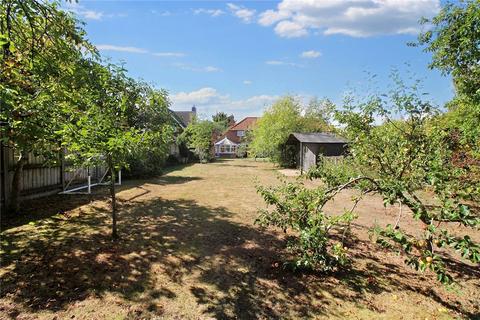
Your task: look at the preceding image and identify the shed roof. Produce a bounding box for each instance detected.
[287,132,348,144]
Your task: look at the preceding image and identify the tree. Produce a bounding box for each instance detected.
[61,61,159,239]
[250,96,334,166]
[179,119,220,163]
[258,76,479,285]
[123,80,174,177]
[212,111,234,131]
[0,0,92,213]
[250,96,302,164]
[324,77,479,284]
[415,0,480,158]
[302,98,335,132]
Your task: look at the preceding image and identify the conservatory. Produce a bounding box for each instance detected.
[214,137,239,157]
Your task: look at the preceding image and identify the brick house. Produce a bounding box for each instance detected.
[214,117,258,157]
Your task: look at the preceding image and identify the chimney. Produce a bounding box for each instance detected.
[192,105,197,113]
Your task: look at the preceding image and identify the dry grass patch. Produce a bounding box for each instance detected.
[1,159,478,319]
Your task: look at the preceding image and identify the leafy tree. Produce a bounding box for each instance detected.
[123,80,174,177]
[250,96,302,163]
[258,76,479,284]
[0,0,92,213]
[212,111,234,131]
[321,77,478,284]
[415,0,480,158]
[179,119,220,163]
[302,97,335,132]
[250,96,334,165]
[416,0,480,103]
[61,61,155,239]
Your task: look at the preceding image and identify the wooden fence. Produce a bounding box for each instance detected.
[0,144,107,210]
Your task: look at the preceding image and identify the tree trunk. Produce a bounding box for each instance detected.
[8,152,28,214]
[109,166,118,240]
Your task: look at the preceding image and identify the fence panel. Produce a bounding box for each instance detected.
[0,145,108,209]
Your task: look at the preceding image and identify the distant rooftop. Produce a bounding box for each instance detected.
[287,132,348,144]
[229,117,258,131]
[170,106,197,128]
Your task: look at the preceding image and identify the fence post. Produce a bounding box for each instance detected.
[60,149,65,192]
[118,170,122,185]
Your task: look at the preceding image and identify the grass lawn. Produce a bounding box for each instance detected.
[1,159,479,319]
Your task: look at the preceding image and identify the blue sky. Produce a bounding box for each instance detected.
[67,0,454,120]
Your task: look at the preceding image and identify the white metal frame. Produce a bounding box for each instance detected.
[60,167,121,195]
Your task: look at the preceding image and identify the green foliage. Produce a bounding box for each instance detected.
[250,96,333,166]
[416,0,480,103]
[179,119,220,163]
[212,112,234,131]
[416,0,480,159]
[0,0,92,160]
[307,75,480,285]
[0,0,95,212]
[256,179,355,272]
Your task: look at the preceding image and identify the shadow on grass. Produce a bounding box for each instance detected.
[1,196,478,319]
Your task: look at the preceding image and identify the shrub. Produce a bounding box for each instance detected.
[125,149,166,178]
[256,179,355,272]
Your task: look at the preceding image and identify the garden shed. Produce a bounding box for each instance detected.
[286,133,348,172]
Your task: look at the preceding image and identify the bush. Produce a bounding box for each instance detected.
[125,149,166,178]
[256,179,355,272]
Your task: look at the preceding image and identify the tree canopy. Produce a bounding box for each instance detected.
[0,0,175,237]
[250,96,333,165]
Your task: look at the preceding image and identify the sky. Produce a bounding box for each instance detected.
[66,0,454,120]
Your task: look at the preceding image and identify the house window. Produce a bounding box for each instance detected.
[236,130,245,137]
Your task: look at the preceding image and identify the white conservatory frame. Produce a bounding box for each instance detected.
[214,137,239,155]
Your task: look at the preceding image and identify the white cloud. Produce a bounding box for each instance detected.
[173,63,222,73]
[82,10,103,20]
[151,10,172,16]
[64,2,125,21]
[96,44,148,54]
[275,20,308,38]
[171,87,279,118]
[153,52,187,57]
[258,9,290,26]
[96,45,187,58]
[301,50,321,58]
[243,80,252,85]
[266,60,303,68]
[194,8,225,17]
[227,3,256,23]
[258,0,440,38]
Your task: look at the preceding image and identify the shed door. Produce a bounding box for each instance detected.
[303,145,316,172]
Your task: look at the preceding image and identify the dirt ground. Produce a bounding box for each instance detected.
[1,159,479,319]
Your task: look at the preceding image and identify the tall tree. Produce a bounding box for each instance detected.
[250,96,302,163]
[250,96,334,165]
[212,111,235,130]
[179,119,220,163]
[0,0,92,213]
[61,61,161,239]
[416,0,480,158]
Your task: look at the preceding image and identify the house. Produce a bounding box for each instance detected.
[173,106,197,128]
[286,132,348,172]
[168,106,197,159]
[214,117,258,157]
